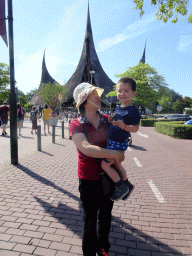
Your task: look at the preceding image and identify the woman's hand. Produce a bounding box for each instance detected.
[114,151,125,164]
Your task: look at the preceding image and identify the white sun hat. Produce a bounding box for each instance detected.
[73,82,104,107]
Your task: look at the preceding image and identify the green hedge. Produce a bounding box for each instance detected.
[154,122,192,139]
[140,119,175,127]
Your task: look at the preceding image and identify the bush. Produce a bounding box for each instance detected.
[140,119,174,127]
[140,119,157,127]
[154,122,192,139]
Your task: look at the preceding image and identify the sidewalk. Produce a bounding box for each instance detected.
[0,119,69,165]
[0,125,191,256]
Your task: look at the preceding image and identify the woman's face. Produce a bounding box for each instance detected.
[86,89,101,109]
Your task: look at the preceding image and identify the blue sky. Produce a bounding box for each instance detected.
[1,0,192,98]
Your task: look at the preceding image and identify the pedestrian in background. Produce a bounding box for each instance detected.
[17,103,23,136]
[30,106,39,134]
[21,107,25,128]
[42,104,51,135]
[0,101,9,136]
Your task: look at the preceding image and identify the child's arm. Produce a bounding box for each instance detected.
[112,119,139,133]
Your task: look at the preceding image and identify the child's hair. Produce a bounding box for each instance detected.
[117,77,136,92]
[32,106,36,110]
[17,103,21,108]
[45,104,48,109]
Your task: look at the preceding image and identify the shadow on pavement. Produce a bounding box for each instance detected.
[54,143,65,147]
[40,151,54,156]
[19,135,34,139]
[15,164,80,203]
[1,135,10,138]
[35,196,184,256]
[130,145,147,151]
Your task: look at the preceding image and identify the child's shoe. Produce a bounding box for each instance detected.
[110,184,129,201]
[122,181,135,200]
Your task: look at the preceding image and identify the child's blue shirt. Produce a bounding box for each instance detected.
[107,105,141,143]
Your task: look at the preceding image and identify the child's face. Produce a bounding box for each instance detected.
[116,83,136,104]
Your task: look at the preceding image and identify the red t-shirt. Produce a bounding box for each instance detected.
[69,114,109,180]
[0,106,9,119]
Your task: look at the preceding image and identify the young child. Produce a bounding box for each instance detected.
[30,106,39,134]
[101,77,141,201]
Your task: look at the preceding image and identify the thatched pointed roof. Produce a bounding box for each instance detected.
[64,3,115,106]
[40,50,58,85]
[139,41,146,64]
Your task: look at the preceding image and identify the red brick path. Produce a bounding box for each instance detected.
[0,125,191,255]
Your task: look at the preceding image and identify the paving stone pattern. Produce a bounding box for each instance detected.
[0,123,192,256]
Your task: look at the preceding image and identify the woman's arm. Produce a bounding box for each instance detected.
[72,133,125,164]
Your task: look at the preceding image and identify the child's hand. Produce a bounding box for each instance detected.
[112,119,125,130]
[108,115,113,123]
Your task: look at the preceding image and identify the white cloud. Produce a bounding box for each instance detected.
[178,35,192,51]
[97,12,156,52]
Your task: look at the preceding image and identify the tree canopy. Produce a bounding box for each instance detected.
[107,63,171,110]
[133,0,192,23]
[0,63,10,104]
[39,82,69,111]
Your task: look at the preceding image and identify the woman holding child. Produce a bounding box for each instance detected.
[69,78,140,256]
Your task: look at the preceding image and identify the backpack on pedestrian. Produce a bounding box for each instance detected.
[18,108,23,120]
[30,111,36,121]
[0,106,7,118]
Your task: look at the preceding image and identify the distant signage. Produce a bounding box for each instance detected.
[157,105,162,112]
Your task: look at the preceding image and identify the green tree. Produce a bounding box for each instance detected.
[172,99,184,113]
[107,63,170,110]
[159,96,173,113]
[24,103,32,112]
[25,88,39,103]
[39,82,69,111]
[16,89,28,107]
[0,63,10,104]
[133,0,192,23]
[182,96,192,108]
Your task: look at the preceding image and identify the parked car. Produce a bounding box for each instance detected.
[163,114,191,121]
[184,120,192,125]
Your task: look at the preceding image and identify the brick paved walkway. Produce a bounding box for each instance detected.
[0,125,191,256]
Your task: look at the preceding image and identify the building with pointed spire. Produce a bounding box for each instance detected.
[30,50,60,109]
[40,50,59,85]
[139,41,146,64]
[63,4,114,107]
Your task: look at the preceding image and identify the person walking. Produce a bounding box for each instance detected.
[21,107,25,128]
[17,103,24,136]
[0,101,9,136]
[42,104,52,135]
[69,82,125,256]
[30,106,39,134]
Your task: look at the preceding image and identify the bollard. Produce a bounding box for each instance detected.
[62,121,64,139]
[52,125,55,143]
[37,125,41,151]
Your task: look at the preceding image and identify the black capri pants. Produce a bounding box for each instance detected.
[79,178,114,256]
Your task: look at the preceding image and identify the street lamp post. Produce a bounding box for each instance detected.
[8,0,18,164]
[90,71,95,85]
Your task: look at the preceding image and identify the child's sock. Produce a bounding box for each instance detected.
[115,179,124,187]
[123,179,129,186]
